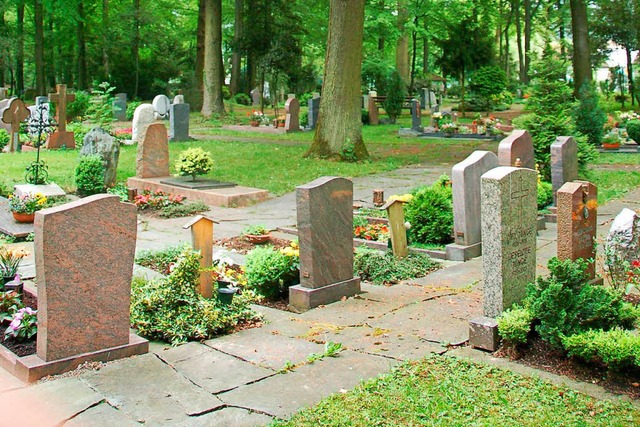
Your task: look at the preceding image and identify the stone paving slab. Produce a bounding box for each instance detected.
[204,328,324,371]
[64,402,142,426]
[175,407,273,427]
[218,349,397,419]
[158,343,274,394]
[0,362,25,393]
[82,353,224,425]
[410,258,482,288]
[0,377,103,426]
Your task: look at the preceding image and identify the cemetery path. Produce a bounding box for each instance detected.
[2,176,640,426]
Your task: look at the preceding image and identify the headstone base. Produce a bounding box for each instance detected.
[537,216,547,231]
[0,333,148,383]
[46,131,76,149]
[159,177,236,190]
[545,206,558,223]
[14,183,66,198]
[469,316,500,352]
[288,277,361,313]
[445,242,482,262]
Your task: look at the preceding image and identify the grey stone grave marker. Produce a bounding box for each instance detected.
[551,136,578,206]
[308,97,320,130]
[80,128,120,188]
[113,93,127,121]
[410,99,422,132]
[170,103,190,141]
[152,95,171,120]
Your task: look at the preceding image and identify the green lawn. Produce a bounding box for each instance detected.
[272,356,640,427]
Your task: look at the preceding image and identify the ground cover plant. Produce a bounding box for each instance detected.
[271,356,640,426]
[244,242,300,300]
[353,246,439,285]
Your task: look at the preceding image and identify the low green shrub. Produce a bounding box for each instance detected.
[158,201,209,219]
[353,247,439,285]
[300,110,309,128]
[573,82,606,146]
[75,155,106,196]
[537,181,553,210]
[0,129,9,151]
[106,182,129,202]
[67,122,91,148]
[405,183,453,245]
[233,93,251,106]
[135,244,188,274]
[126,101,143,121]
[526,257,637,349]
[497,306,533,345]
[625,119,640,143]
[244,245,299,299]
[563,329,640,371]
[67,90,91,121]
[130,248,259,345]
[361,109,370,125]
[174,148,214,180]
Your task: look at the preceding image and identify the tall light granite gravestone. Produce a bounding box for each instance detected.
[35,194,146,362]
[136,123,170,178]
[411,100,422,132]
[557,181,598,280]
[498,130,535,169]
[132,103,156,143]
[284,97,300,133]
[550,136,578,206]
[481,167,537,317]
[170,103,190,141]
[446,151,499,261]
[289,177,361,312]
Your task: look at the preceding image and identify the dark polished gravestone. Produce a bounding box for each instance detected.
[288,177,361,312]
[159,176,236,190]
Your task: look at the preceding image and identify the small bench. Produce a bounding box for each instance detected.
[368,95,418,125]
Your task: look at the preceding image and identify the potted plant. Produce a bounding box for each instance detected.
[174,148,214,181]
[248,110,267,127]
[242,224,271,244]
[7,192,47,223]
[602,132,621,150]
[274,115,286,128]
[441,123,457,137]
[0,246,29,286]
[212,252,238,305]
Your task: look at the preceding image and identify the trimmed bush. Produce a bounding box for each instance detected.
[244,246,299,299]
[405,183,453,245]
[497,306,533,345]
[625,119,640,143]
[354,247,439,285]
[174,148,214,180]
[537,181,553,210]
[384,70,407,124]
[75,155,106,196]
[563,329,640,371]
[233,93,251,106]
[0,129,8,152]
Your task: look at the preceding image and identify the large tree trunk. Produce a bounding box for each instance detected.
[46,11,55,88]
[396,0,409,83]
[133,0,140,98]
[523,0,531,84]
[306,0,368,160]
[34,0,45,95]
[77,2,88,90]
[201,0,225,117]
[515,0,525,83]
[193,0,205,110]
[410,17,418,91]
[16,1,24,95]
[570,0,591,95]
[230,0,243,96]
[0,2,5,87]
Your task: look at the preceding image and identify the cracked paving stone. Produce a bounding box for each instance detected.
[409,259,483,289]
[64,402,142,426]
[82,353,224,426]
[174,407,273,427]
[218,349,397,418]
[0,377,103,426]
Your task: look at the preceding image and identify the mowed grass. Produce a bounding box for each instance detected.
[272,356,640,427]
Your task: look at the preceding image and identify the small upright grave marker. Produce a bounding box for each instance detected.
[557,181,598,280]
[481,167,537,317]
[0,98,29,152]
[498,130,534,169]
[113,93,127,121]
[132,103,156,143]
[381,198,409,258]
[153,94,171,120]
[289,177,361,312]
[550,136,578,206]
[284,98,300,133]
[170,103,190,141]
[47,84,76,149]
[410,99,422,132]
[308,97,320,130]
[368,92,379,125]
[136,123,170,178]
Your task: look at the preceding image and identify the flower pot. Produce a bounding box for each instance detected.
[2,276,15,286]
[217,287,237,305]
[245,233,270,244]
[12,212,35,223]
[250,120,260,127]
[217,279,232,289]
[602,143,620,150]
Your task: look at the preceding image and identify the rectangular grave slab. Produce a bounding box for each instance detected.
[170,103,190,141]
[160,177,236,190]
[289,177,360,311]
[557,181,598,280]
[481,167,537,317]
[35,194,145,362]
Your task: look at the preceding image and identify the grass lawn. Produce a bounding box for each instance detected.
[272,356,640,427]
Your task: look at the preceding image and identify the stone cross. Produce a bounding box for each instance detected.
[47,84,76,149]
[481,167,537,317]
[446,150,499,261]
[381,199,409,258]
[557,181,598,280]
[550,136,578,206]
[137,123,170,178]
[288,176,361,312]
[183,215,219,298]
[497,130,535,169]
[1,98,30,152]
[284,97,300,133]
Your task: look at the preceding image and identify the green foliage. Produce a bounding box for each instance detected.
[299,110,309,128]
[242,224,269,236]
[384,70,407,124]
[233,93,251,106]
[126,101,143,121]
[67,91,91,121]
[158,201,209,219]
[574,83,606,146]
[339,138,358,162]
[4,307,37,342]
[625,120,640,143]
[0,291,23,318]
[537,181,553,210]
[106,182,129,202]
[135,244,189,275]
[307,341,344,363]
[67,122,91,149]
[405,183,453,245]
[174,148,214,180]
[497,306,533,345]
[130,248,258,345]
[0,129,8,152]
[525,257,637,349]
[469,66,508,112]
[362,57,392,93]
[75,155,106,196]
[563,329,640,371]
[353,247,439,285]
[85,82,116,130]
[361,109,370,125]
[244,246,299,299]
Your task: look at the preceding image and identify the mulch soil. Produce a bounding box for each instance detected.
[214,235,292,255]
[495,336,640,399]
[2,290,38,357]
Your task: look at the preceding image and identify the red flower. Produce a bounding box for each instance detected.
[632,260,640,268]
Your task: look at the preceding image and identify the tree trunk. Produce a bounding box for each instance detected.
[557,0,566,59]
[569,0,591,95]
[133,0,140,98]
[523,0,531,84]
[0,2,5,87]
[46,11,55,88]
[34,0,45,95]
[306,0,368,160]
[410,18,418,91]
[77,2,88,90]
[504,3,512,78]
[396,0,409,83]
[16,0,24,95]
[102,0,110,79]
[626,47,635,106]
[230,0,243,96]
[378,37,385,52]
[201,0,226,117]
[515,0,525,83]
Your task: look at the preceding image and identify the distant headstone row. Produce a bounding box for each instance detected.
[132,95,190,143]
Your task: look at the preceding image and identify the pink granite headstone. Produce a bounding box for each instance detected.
[498,130,535,169]
[550,136,578,206]
[284,98,300,133]
[136,123,170,178]
[35,194,138,362]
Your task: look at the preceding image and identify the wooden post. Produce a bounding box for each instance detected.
[1,98,30,152]
[183,215,218,298]
[381,199,408,259]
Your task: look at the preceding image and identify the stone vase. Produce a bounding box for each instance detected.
[12,212,35,223]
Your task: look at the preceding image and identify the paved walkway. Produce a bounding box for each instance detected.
[1,168,639,426]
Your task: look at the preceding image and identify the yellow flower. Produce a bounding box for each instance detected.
[290,240,298,249]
